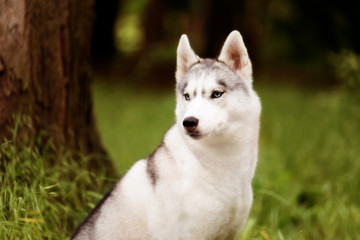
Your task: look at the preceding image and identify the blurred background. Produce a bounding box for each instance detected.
[90,0,360,238]
[91,0,360,89]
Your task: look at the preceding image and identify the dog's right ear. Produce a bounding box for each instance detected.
[176,35,200,82]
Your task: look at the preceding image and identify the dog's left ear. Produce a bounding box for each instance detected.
[218,31,252,82]
[176,34,200,82]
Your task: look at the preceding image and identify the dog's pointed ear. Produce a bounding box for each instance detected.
[218,31,252,81]
[176,34,200,82]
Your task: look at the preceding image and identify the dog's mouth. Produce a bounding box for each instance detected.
[185,130,203,139]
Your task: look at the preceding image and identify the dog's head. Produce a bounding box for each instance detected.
[175,31,261,142]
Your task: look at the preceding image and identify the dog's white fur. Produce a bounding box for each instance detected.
[72,30,261,240]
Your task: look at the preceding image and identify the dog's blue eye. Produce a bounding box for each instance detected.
[184,93,190,100]
[211,91,223,99]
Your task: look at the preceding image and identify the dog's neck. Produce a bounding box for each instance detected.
[167,124,259,185]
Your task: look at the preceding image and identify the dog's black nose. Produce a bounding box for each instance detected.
[183,117,199,131]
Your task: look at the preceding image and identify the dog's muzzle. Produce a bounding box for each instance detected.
[183,117,199,132]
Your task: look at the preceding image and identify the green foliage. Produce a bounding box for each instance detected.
[328,50,360,91]
[114,0,149,54]
[115,15,144,53]
[93,80,360,239]
[0,124,114,239]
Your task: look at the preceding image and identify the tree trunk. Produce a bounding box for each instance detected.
[0,0,114,172]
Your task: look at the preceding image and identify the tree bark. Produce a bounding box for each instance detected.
[0,0,114,171]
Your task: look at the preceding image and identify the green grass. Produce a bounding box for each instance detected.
[93,81,175,173]
[247,85,360,239]
[1,80,359,239]
[0,124,113,239]
[93,80,360,239]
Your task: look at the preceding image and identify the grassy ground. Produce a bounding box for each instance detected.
[0,121,112,239]
[1,79,359,239]
[247,84,360,239]
[93,80,360,239]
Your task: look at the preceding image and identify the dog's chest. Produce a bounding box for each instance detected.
[151,177,249,239]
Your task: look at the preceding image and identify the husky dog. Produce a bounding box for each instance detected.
[72,30,261,240]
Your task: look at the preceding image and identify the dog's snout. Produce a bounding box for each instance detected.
[183,117,199,131]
